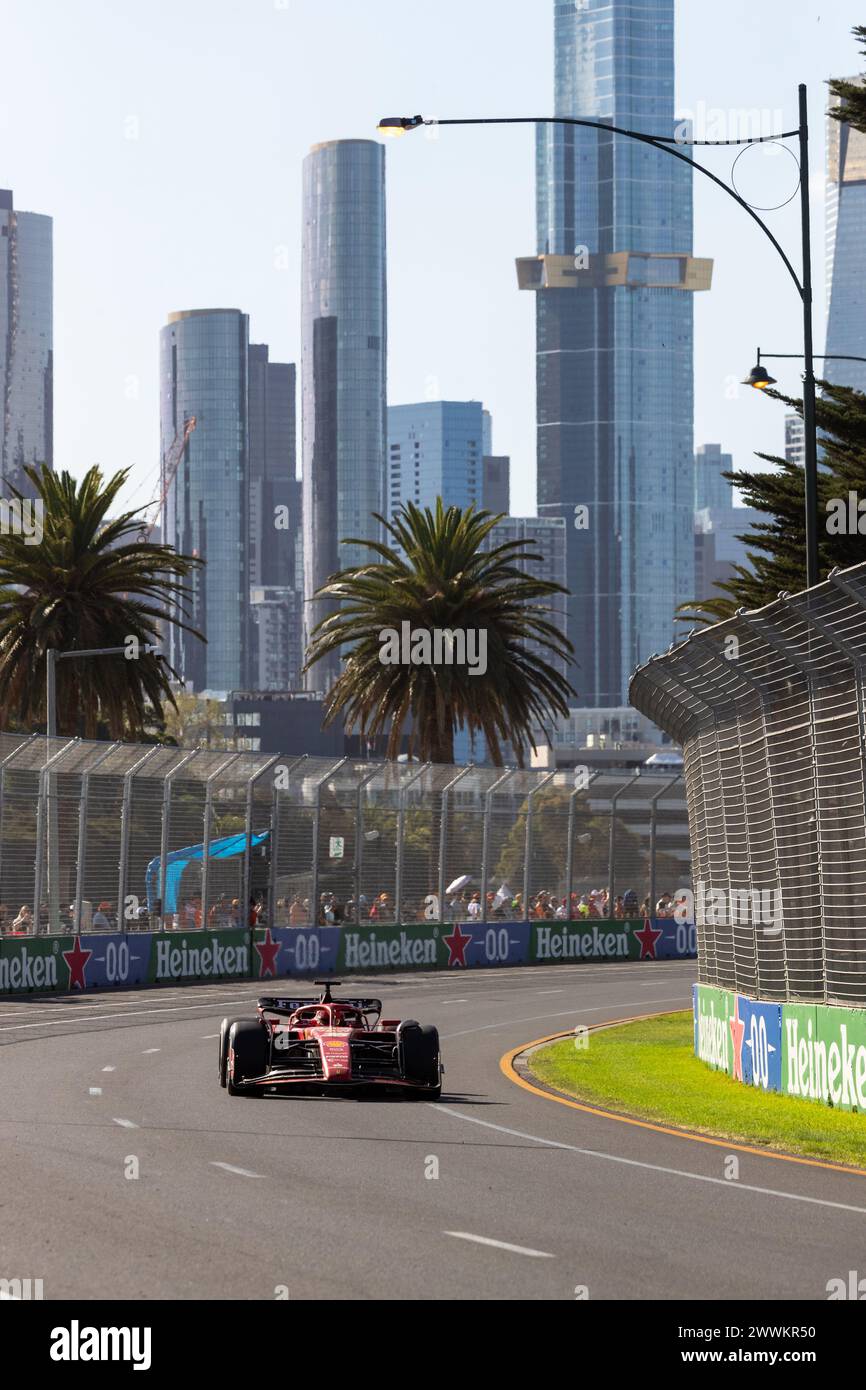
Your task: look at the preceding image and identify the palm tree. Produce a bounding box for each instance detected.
[304,501,574,765]
[0,465,202,738]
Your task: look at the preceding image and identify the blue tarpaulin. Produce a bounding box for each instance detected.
[145,831,270,914]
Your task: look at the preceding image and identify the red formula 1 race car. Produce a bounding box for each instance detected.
[218,982,442,1100]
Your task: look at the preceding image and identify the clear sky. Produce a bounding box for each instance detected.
[1,0,863,520]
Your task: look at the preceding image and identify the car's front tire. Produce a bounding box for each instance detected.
[226,1020,268,1097]
[400,1023,442,1101]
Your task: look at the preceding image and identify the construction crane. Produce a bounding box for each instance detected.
[144,415,197,541]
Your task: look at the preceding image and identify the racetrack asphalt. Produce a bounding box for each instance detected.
[1,959,863,1301]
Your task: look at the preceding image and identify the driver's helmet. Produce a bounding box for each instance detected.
[312,1008,330,1028]
[334,1006,361,1028]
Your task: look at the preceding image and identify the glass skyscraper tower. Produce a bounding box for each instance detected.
[826,79,866,394]
[302,139,387,690]
[519,0,710,706]
[160,308,250,693]
[0,188,53,496]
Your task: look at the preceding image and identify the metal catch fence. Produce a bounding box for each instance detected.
[630,558,866,1007]
[0,734,689,937]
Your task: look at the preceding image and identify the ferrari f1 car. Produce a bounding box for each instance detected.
[218,982,442,1100]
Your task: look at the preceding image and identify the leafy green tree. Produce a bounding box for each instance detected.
[680,381,866,624]
[829,29,866,133]
[0,465,201,737]
[304,500,574,766]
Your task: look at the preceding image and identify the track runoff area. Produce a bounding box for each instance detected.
[0,959,858,1366]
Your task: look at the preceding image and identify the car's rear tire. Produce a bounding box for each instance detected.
[400,1023,442,1100]
[226,1020,268,1097]
[219,1016,247,1087]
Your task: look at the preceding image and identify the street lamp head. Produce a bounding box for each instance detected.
[377,114,424,137]
[743,361,777,390]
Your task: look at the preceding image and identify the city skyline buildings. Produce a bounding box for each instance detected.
[301,138,387,692]
[825,75,866,392]
[0,187,53,498]
[524,0,710,708]
[160,307,251,694]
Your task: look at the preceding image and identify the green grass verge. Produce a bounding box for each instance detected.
[528,1012,866,1170]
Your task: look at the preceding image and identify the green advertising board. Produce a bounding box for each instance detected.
[147,931,251,983]
[782,1001,866,1111]
[694,983,735,1076]
[0,936,69,993]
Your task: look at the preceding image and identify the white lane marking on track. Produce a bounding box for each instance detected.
[142,1048,161,1054]
[0,998,258,1032]
[441,996,689,1040]
[537,989,563,995]
[202,1034,219,1039]
[211,1162,263,1179]
[102,1066,115,1072]
[88,1087,102,1096]
[432,1106,866,1217]
[441,999,469,1005]
[113,1118,138,1129]
[444,1231,554,1258]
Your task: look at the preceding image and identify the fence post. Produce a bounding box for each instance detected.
[0,734,38,915]
[354,766,380,923]
[265,754,307,927]
[608,774,641,910]
[480,770,517,924]
[395,763,429,924]
[648,776,680,917]
[242,755,281,929]
[438,765,472,924]
[200,753,242,931]
[311,759,348,927]
[117,746,162,934]
[523,772,556,921]
[75,742,121,934]
[158,750,200,927]
[33,738,77,934]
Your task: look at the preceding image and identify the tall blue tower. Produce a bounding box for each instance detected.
[519,0,711,706]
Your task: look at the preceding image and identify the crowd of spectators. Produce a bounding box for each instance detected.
[0,886,687,935]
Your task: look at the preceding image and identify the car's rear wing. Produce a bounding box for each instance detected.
[258,996,383,1015]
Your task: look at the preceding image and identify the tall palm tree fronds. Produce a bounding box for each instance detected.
[304,501,574,765]
[0,464,203,738]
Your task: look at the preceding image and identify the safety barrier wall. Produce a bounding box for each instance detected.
[631,558,866,1008]
[0,918,696,994]
[694,982,866,1113]
[0,732,690,938]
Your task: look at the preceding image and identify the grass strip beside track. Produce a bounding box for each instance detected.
[528,1012,866,1170]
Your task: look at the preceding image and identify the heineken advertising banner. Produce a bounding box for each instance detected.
[0,917,696,995]
[0,929,250,994]
[694,983,866,1112]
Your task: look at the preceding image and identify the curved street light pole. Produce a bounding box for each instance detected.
[380,83,820,586]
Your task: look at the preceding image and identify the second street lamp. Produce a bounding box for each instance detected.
[744,346,866,391]
[379,85,822,588]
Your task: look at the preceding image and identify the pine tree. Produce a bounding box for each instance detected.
[829,28,866,132]
[680,382,866,625]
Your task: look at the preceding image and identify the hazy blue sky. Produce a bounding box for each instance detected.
[1,0,863,519]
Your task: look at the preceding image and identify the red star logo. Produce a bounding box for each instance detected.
[729,998,745,1081]
[633,918,663,961]
[443,922,472,968]
[62,936,93,990]
[254,928,281,979]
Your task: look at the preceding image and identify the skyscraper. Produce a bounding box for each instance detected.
[519,0,711,706]
[387,400,484,519]
[302,139,387,690]
[826,78,866,393]
[160,308,250,693]
[0,188,53,495]
[248,344,298,590]
[694,443,734,514]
